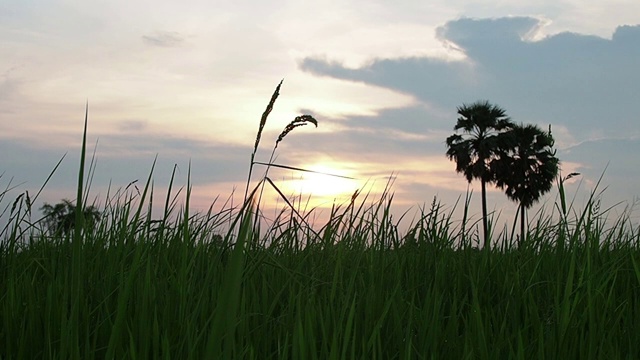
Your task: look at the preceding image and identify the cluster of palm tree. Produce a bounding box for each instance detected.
[446,101,559,249]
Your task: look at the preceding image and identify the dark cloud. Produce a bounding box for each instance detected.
[142,31,185,48]
[560,138,640,196]
[92,133,250,182]
[301,57,472,112]
[271,106,448,163]
[436,16,542,52]
[612,25,640,49]
[0,133,251,206]
[301,17,640,139]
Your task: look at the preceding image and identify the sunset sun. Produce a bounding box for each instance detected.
[281,163,359,199]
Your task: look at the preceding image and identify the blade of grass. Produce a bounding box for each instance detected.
[252,161,355,180]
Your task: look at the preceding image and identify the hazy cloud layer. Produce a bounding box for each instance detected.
[0,132,250,206]
[142,31,186,48]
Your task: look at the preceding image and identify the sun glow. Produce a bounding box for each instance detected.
[280,163,360,200]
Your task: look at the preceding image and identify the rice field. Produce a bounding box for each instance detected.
[3,165,640,359]
[2,93,640,359]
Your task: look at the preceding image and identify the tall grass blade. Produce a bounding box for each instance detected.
[252,161,355,179]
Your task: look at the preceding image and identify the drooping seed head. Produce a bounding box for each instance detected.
[275,115,318,147]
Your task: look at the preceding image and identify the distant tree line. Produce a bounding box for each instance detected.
[446,100,559,249]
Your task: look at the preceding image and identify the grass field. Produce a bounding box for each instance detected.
[2,100,640,359]
[3,163,640,359]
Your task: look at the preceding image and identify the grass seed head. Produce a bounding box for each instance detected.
[253,80,283,154]
[275,115,318,147]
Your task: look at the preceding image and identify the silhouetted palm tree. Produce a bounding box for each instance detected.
[493,124,559,246]
[446,101,515,249]
[40,199,101,236]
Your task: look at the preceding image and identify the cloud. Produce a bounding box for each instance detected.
[561,137,640,179]
[117,119,149,132]
[142,31,186,48]
[436,16,542,45]
[0,67,23,113]
[301,17,640,140]
[0,130,254,216]
[279,106,449,160]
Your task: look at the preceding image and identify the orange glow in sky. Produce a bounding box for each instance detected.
[278,163,360,199]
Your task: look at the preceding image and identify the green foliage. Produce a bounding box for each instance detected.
[40,199,101,235]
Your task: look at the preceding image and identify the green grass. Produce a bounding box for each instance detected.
[2,94,640,358]
[2,170,640,359]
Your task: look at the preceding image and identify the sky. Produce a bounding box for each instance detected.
[2,0,640,235]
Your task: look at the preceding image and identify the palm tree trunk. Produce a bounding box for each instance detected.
[520,204,526,248]
[481,179,489,250]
